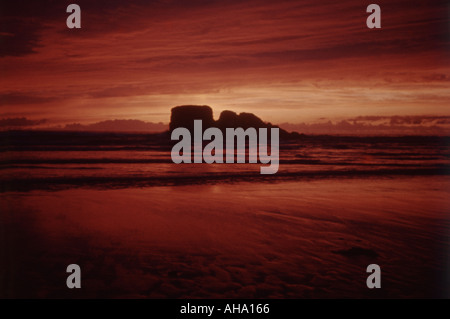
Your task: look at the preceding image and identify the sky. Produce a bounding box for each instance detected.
[0,0,449,133]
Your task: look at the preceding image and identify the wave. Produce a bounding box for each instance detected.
[1,130,449,192]
[1,166,449,192]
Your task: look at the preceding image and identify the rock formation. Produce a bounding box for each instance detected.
[169,105,300,140]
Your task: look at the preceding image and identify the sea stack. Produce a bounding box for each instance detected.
[169,105,215,133]
[169,105,300,139]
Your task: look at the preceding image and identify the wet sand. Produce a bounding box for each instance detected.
[1,176,449,298]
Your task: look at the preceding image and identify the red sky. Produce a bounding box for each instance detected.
[0,0,449,131]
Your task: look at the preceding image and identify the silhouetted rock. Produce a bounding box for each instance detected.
[169,105,215,133]
[237,112,267,129]
[216,110,267,130]
[216,110,239,129]
[169,105,301,140]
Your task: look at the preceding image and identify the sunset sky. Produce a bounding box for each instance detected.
[0,0,449,131]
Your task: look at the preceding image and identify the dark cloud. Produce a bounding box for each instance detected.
[0,1,63,57]
[87,85,149,99]
[280,115,450,135]
[64,119,167,132]
[0,20,42,57]
[349,116,386,121]
[0,0,448,125]
[422,74,450,82]
[0,0,118,56]
[2,0,447,58]
[350,115,450,126]
[0,117,47,128]
[0,0,241,56]
[0,93,57,105]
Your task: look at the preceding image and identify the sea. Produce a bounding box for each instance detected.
[0,130,449,298]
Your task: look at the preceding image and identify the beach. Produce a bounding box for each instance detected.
[1,175,449,298]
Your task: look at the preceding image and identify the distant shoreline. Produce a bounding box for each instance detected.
[1,129,450,138]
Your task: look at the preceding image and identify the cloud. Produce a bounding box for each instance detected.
[0,0,448,124]
[0,1,62,57]
[64,119,167,132]
[0,117,47,128]
[280,115,450,135]
[0,92,57,105]
[0,22,42,57]
[349,115,450,126]
[422,74,450,82]
[0,0,241,56]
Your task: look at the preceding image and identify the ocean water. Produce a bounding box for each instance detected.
[1,131,448,191]
[0,131,449,298]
